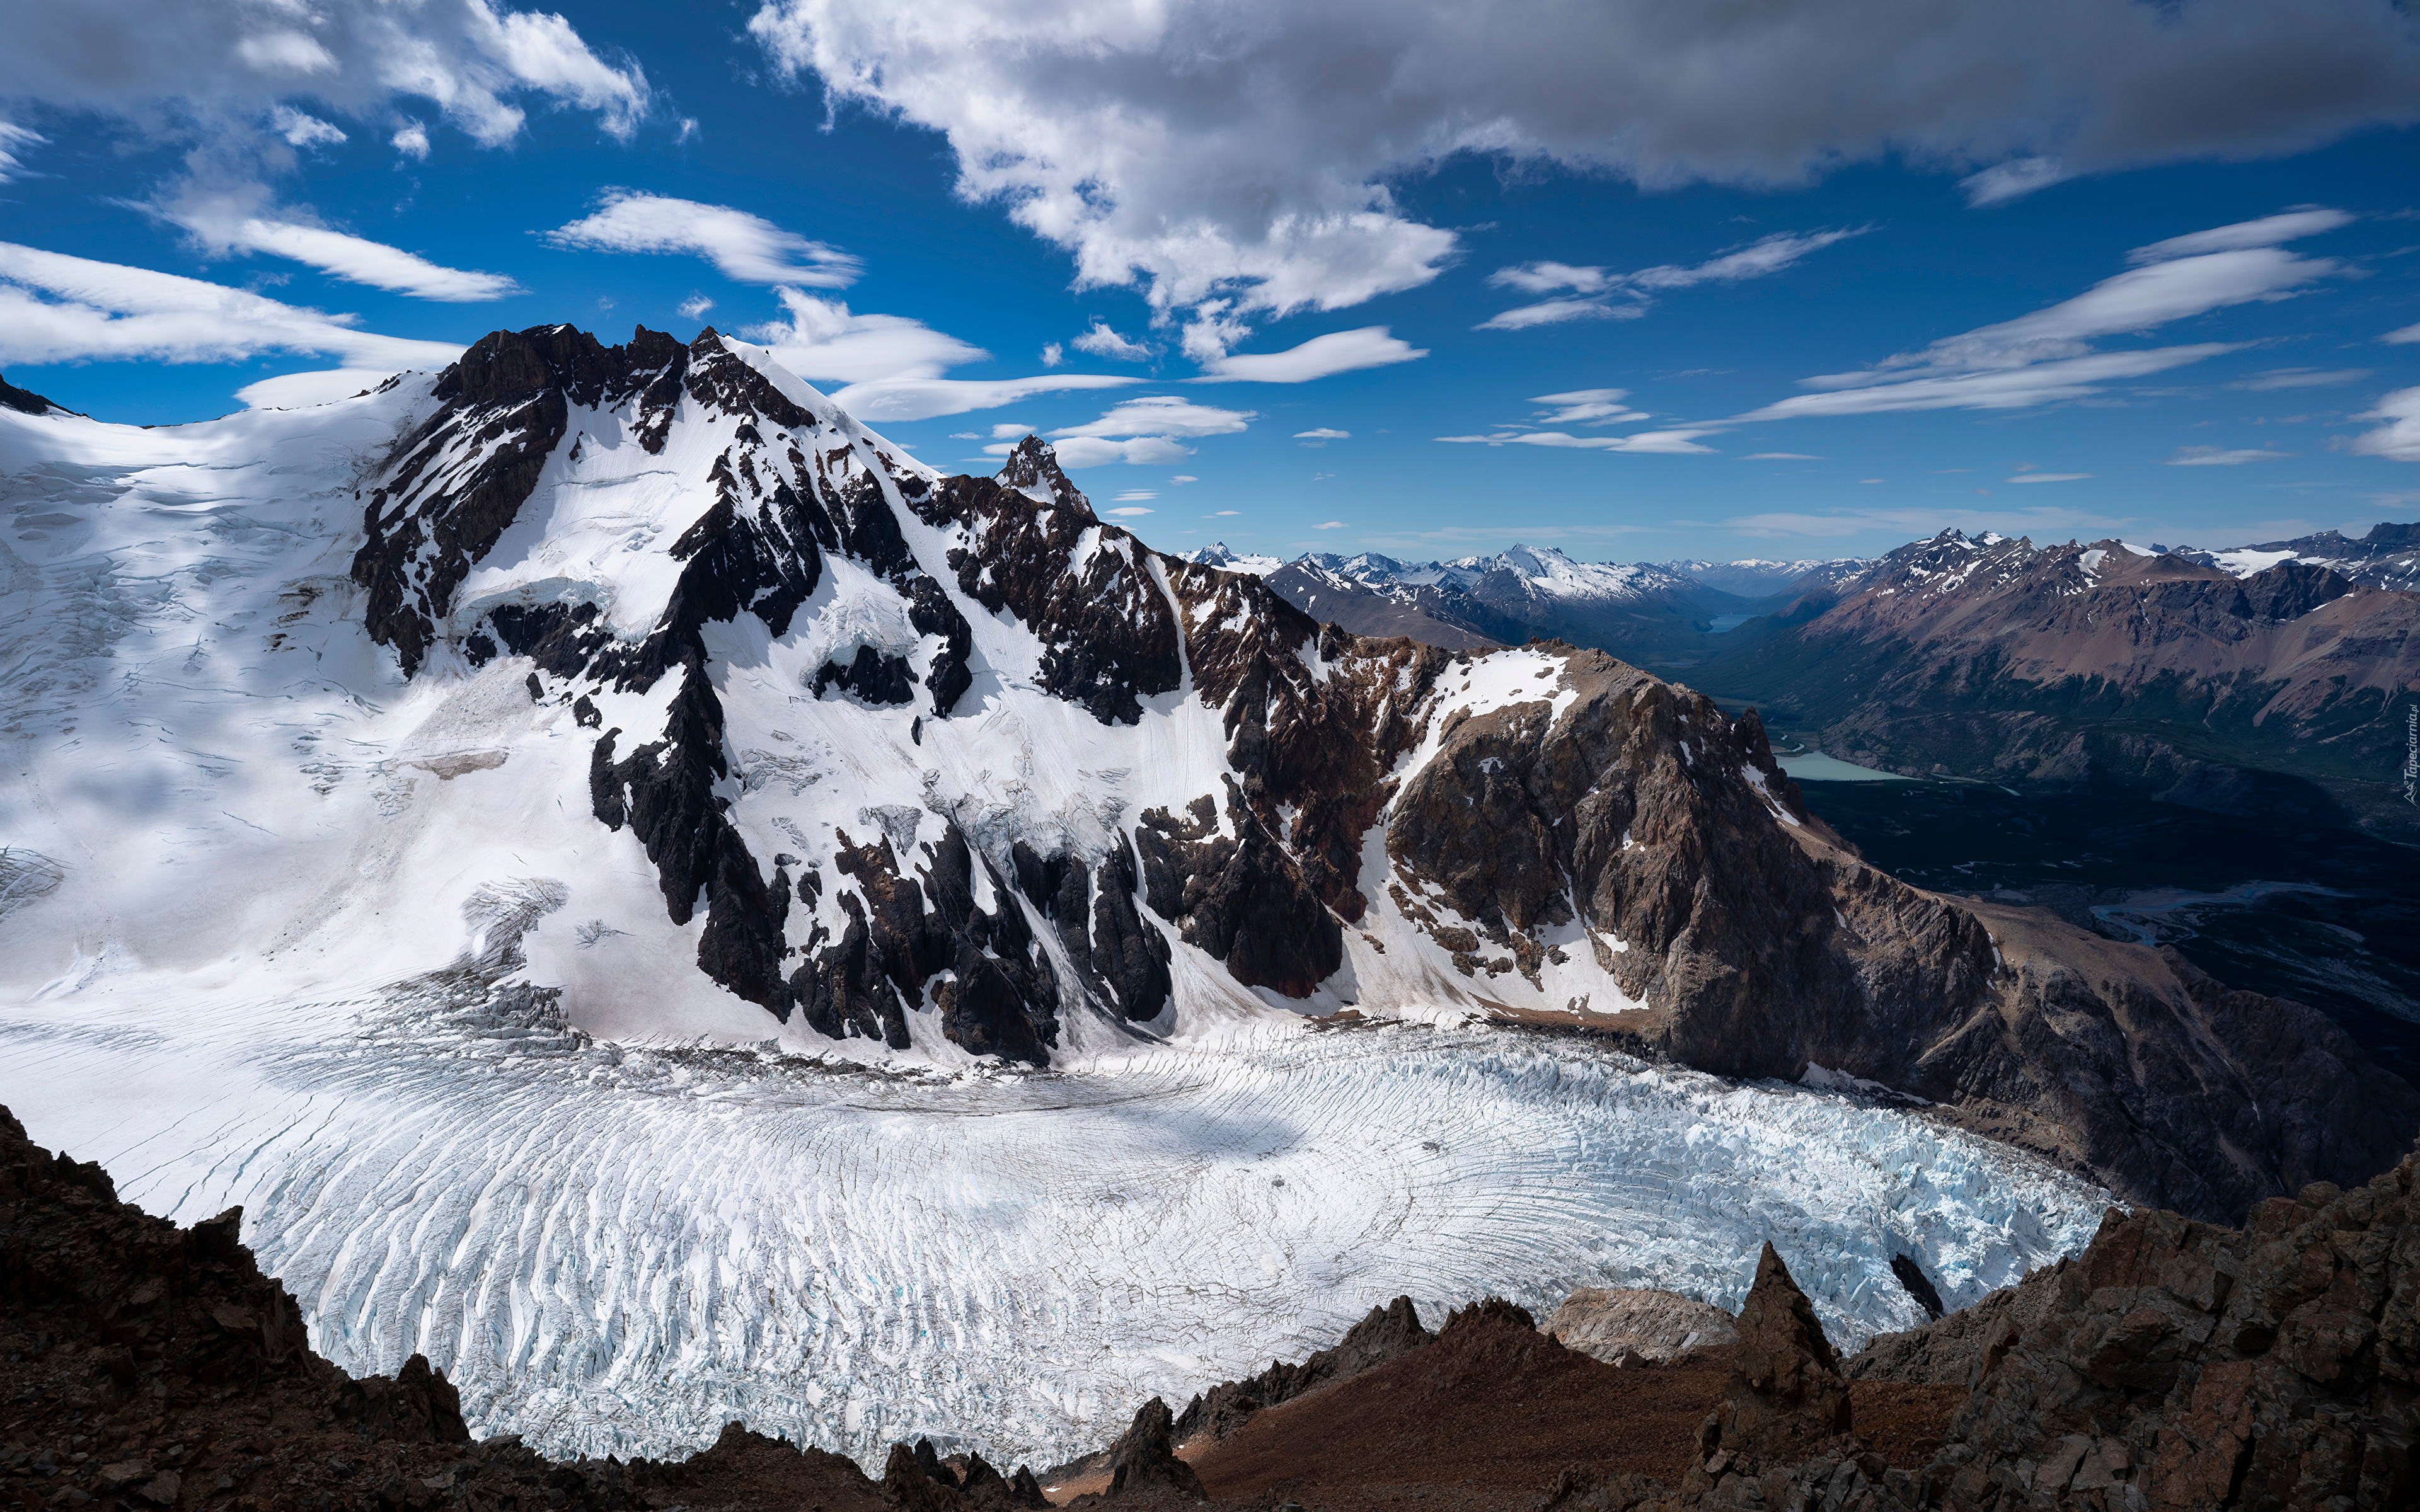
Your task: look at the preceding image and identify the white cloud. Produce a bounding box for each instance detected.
[0,0,650,147]
[1438,428,1717,455]
[1961,157,2070,205]
[1736,345,2240,421]
[1818,241,2341,386]
[2169,445,2291,465]
[1481,229,1864,329]
[1294,427,1349,440]
[988,421,1034,440]
[1487,261,1611,296]
[1172,476,1201,485]
[2231,367,2370,390]
[2386,321,2420,345]
[202,214,518,301]
[678,294,714,319]
[1746,452,1824,460]
[988,434,1192,469]
[236,367,391,408]
[1475,298,1639,332]
[1313,521,1348,529]
[2350,387,2420,462]
[268,106,347,149]
[2006,472,2094,483]
[1720,210,2352,427]
[0,242,464,370]
[1189,326,1425,383]
[742,289,981,384]
[1625,229,1868,291]
[1528,389,1645,426]
[1105,505,1153,516]
[1073,319,1151,361]
[746,0,2420,338]
[1113,490,1156,501]
[2127,209,2354,265]
[1040,341,1063,367]
[0,122,43,183]
[832,373,1139,423]
[392,122,430,159]
[1052,395,1254,439]
[546,192,861,285]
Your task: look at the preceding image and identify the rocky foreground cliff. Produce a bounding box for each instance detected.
[7,1105,2416,1510]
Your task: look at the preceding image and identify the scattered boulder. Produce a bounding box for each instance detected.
[1547,1287,1741,1366]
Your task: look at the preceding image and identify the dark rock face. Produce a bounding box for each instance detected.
[1173,1294,1436,1443]
[1371,646,2419,1223]
[917,438,1182,725]
[1102,1398,1206,1500]
[0,372,64,416]
[1702,1244,1852,1463]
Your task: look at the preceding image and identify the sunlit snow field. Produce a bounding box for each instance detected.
[0,978,2109,1470]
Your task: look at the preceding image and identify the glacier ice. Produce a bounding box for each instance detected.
[0,974,2108,1472]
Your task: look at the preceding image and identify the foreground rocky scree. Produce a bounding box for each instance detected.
[8,1102,2419,1509]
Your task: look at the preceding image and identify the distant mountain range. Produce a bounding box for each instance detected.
[1183,542,1864,663]
[1205,525,2420,835]
[1691,527,2420,833]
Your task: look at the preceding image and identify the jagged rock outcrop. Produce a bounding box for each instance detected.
[1101,1398,1206,1500]
[1550,1145,2420,1511]
[1548,1287,1741,1366]
[1173,1295,1436,1441]
[1702,1245,1852,1463]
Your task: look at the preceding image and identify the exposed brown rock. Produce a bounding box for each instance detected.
[1102,1398,1206,1500]
[1700,1244,1851,1463]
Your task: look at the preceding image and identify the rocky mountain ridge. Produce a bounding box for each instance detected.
[1693,528,2420,833]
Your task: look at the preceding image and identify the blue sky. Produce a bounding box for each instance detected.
[7,1,2420,563]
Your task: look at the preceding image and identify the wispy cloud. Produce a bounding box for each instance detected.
[1480,229,1865,330]
[1189,326,1425,383]
[2349,387,2420,462]
[548,192,861,285]
[2006,472,2094,483]
[2169,445,2291,465]
[2230,367,2370,390]
[1724,210,2350,426]
[0,242,463,370]
[1439,428,1716,455]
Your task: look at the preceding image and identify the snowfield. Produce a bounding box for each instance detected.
[0,354,2111,1474]
[0,981,2108,1470]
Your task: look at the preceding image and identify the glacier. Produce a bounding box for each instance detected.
[0,971,2107,1471]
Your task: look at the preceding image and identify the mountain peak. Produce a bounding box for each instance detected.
[993,433,1088,512]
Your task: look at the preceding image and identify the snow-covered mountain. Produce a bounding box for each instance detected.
[1,326,2411,1467]
[1649,556,1872,599]
[5,323,2405,1214]
[2174,520,2420,592]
